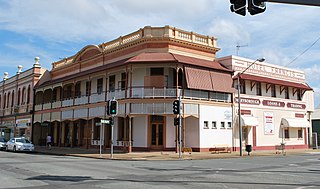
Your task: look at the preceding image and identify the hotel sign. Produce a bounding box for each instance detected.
[234,60,305,81]
[262,100,285,107]
[235,97,260,105]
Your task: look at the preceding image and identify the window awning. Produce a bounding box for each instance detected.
[234,74,312,90]
[240,115,259,127]
[281,118,310,128]
[185,66,235,93]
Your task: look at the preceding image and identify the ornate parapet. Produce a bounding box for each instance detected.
[51,25,219,70]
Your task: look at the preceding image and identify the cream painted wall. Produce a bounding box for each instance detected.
[132,116,148,147]
[251,108,307,146]
[132,68,146,87]
[199,105,233,148]
[166,116,176,148]
[185,116,199,148]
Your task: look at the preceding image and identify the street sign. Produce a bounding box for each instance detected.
[101,119,110,124]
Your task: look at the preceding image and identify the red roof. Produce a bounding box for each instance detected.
[234,73,312,90]
[126,52,231,72]
[37,53,232,89]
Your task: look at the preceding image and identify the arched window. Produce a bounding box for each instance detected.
[11,90,15,107]
[7,92,10,108]
[3,93,6,109]
[22,87,26,104]
[27,85,31,104]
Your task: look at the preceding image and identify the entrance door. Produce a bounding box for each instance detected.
[151,123,164,149]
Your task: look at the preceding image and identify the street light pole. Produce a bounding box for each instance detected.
[237,73,243,156]
[237,57,265,156]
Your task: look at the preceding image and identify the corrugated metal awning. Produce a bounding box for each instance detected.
[185,67,213,91]
[234,74,312,90]
[185,66,234,92]
[210,71,235,93]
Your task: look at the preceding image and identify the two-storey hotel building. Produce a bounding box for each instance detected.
[32,26,235,152]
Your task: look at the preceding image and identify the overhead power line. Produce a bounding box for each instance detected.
[285,35,320,67]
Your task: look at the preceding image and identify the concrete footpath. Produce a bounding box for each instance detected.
[34,146,320,160]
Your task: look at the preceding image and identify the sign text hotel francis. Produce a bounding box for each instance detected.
[234,61,305,82]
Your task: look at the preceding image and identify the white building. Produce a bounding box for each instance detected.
[218,55,314,150]
[33,26,234,152]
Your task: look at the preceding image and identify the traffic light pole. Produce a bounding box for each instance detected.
[178,95,182,159]
[110,116,114,159]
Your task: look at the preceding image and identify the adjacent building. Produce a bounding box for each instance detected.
[218,56,314,150]
[311,108,320,148]
[0,59,47,141]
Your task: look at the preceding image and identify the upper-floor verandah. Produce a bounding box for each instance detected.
[34,52,235,112]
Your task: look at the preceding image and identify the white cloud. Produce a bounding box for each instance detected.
[0,0,114,42]
[0,0,319,105]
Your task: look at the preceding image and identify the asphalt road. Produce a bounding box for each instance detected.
[0,150,320,189]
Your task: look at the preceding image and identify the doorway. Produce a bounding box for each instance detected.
[149,115,165,150]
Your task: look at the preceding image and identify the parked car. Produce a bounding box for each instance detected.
[6,137,34,152]
[0,137,7,150]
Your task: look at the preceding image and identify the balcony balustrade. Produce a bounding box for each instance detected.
[62,99,74,107]
[90,93,105,104]
[52,101,62,108]
[75,96,89,105]
[34,87,231,112]
[43,102,51,110]
[4,108,12,116]
[18,104,31,113]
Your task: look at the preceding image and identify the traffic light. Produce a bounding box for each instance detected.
[173,100,180,114]
[174,117,180,126]
[109,117,114,125]
[248,0,266,15]
[230,0,246,16]
[109,100,118,115]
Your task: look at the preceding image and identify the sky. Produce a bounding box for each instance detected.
[0,0,319,107]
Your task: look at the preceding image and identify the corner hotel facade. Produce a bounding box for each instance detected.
[27,26,314,152]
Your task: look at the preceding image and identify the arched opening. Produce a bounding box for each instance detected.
[63,84,74,100]
[11,90,14,107]
[3,93,6,109]
[53,86,62,102]
[27,85,31,104]
[22,87,26,104]
[43,89,52,103]
[35,91,44,105]
[7,92,10,108]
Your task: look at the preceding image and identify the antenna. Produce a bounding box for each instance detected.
[236,43,248,56]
